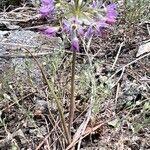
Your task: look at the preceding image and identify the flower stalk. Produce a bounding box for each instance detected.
[69,51,76,136]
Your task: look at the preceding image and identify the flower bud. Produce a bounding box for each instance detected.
[71,37,79,52]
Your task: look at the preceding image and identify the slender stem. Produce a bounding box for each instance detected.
[25,49,71,144]
[74,0,80,15]
[69,51,76,136]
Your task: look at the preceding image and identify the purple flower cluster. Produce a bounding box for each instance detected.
[39,0,117,52]
[61,18,82,52]
[84,3,117,38]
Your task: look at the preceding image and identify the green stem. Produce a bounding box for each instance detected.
[69,51,76,136]
[25,49,71,144]
[74,0,80,15]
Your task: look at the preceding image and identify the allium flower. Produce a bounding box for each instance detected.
[71,36,79,52]
[105,4,117,24]
[40,26,59,37]
[39,0,54,17]
[88,3,117,37]
[39,0,118,52]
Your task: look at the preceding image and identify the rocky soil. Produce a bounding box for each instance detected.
[0,1,149,150]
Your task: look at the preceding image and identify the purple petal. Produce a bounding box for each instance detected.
[40,27,58,37]
[85,25,95,38]
[62,19,71,34]
[92,0,97,8]
[39,0,54,17]
[41,0,53,5]
[105,4,118,24]
[85,21,108,38]
[39,5,54,16]
[71,37,79,52]
[107,4,117,13]
[97,21,109,28]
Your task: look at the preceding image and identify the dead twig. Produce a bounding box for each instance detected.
[111,42,124,69]
[115,83,120,110]
[9,7,37,13]
[68,51,76,138]
[0,14,40,22]
[35,119,64,150]
[0,52,53,58]
[109,52,150,88]
[112,66,125,88]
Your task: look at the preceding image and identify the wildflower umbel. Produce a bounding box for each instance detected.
[39,0,118,51]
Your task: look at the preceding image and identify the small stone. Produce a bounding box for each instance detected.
[35,100,48,114]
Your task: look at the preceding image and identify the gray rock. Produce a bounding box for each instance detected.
[0,30,63,88]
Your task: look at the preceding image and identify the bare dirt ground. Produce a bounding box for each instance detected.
[0,1,149,150]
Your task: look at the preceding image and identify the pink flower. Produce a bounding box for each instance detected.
[86,3,117,38]
[71,36,79,52]
[105,4,118,24]
[39,0,54,17]
[40,26,59,37]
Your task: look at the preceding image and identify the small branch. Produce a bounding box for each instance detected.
[0,52,53,58]
[0,14,40,22]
